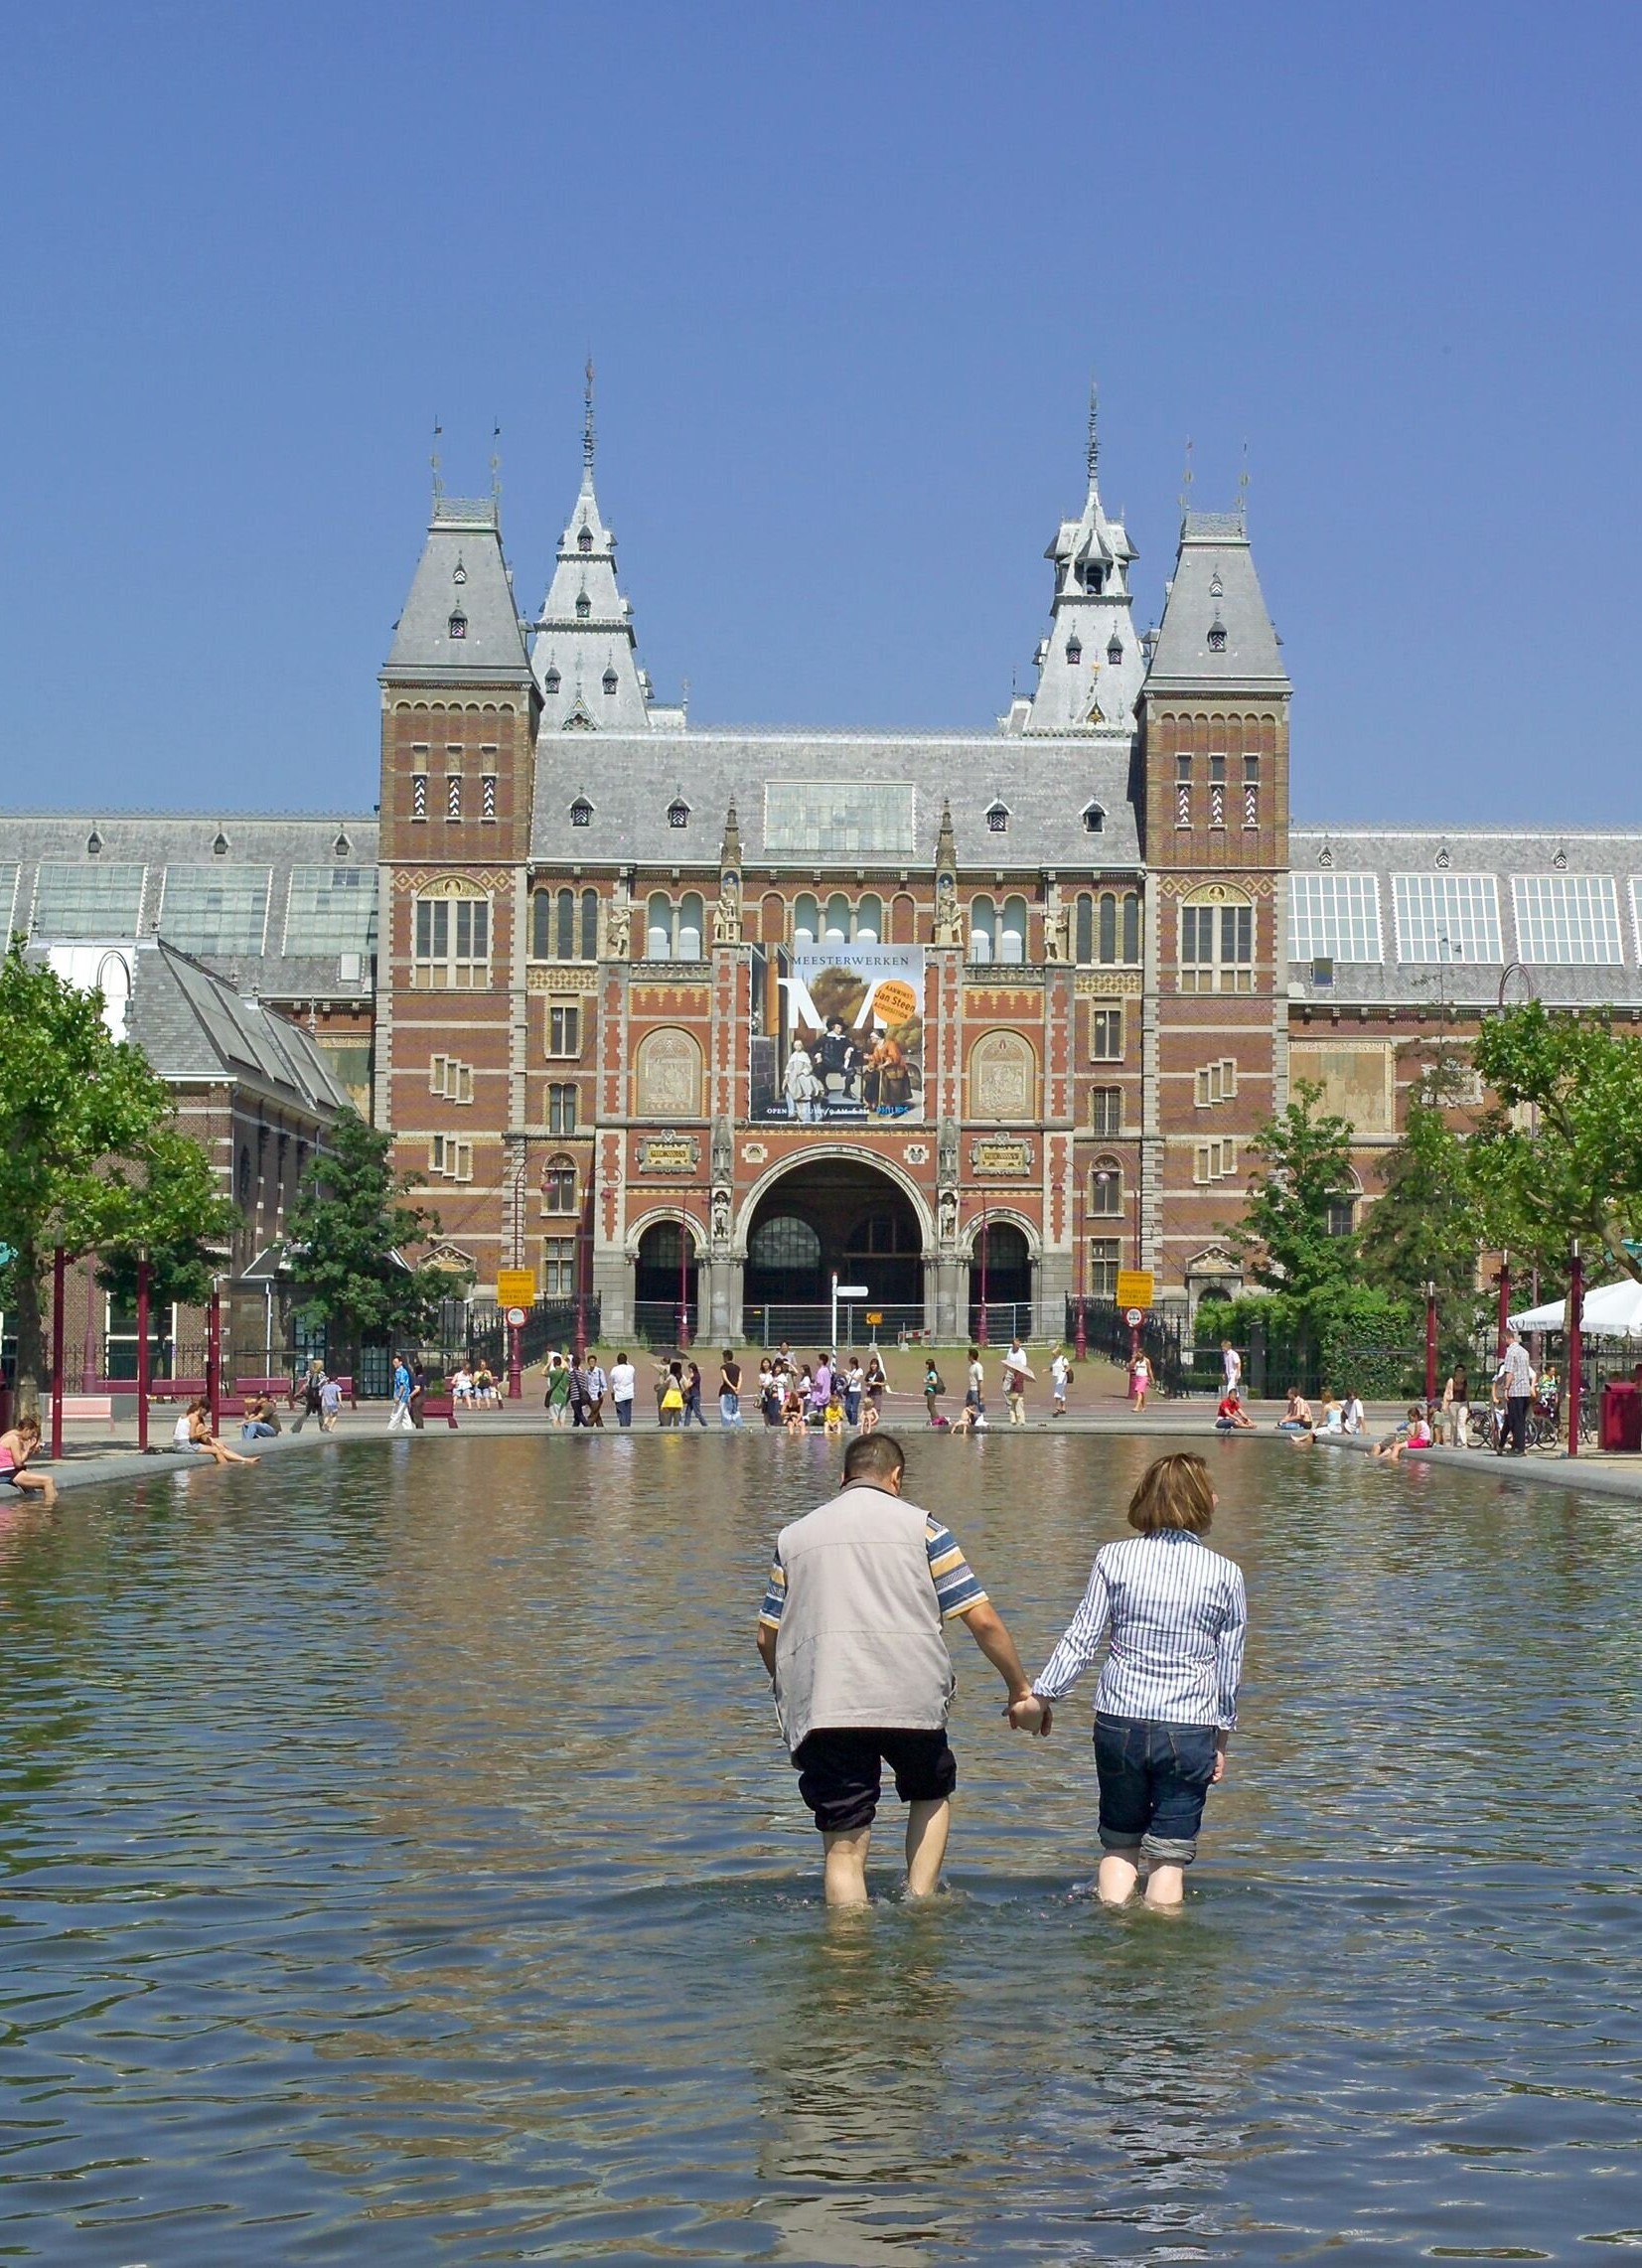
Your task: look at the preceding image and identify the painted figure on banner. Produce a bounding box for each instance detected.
[758,946,925,1125]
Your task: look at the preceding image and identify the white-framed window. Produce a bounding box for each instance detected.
[429,1055,474,1103]
[643,893,705,960]
[1180,892,1254,992]
[1090,1157,1123,1215]
[1631,879,1642,965]
[547,1083,577,1135]
[1088,1238,1120,1299]
[1288,872,1383,964]
[1194,1058,1239,1108]
[430,1135,473,1181]
[1392,873,1501,964]
[547,1003,581,1058]
[1511,874,1624,965]
[541,1155,577,1215]
[1091,1007,1124,1061]
[542,1236,577,1297]
[1193,1137,1239,1184]
[1091,1086,1122,1136]
[413,891,490,987]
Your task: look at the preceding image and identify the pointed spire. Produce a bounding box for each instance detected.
[935,799,957,877]
[1086,378,1099,494]
[582,358,596,485]
[430,415,443,501]
[719,800,742,871]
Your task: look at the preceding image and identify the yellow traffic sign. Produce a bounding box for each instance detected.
[496,1268,537,1307]
[1115,1269,1154,1312]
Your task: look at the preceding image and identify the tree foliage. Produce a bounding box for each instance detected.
[284,1109,455,1353]
[1464,1003,1642,1285]
[1358,1054,1488,1360]
[95,1128,238,1315]
[1229,1081,1362,1299]
[0,943,214,1416]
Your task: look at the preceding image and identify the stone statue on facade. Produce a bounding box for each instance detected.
[712,874,742,946]
[604,892,632,961]
[1042,899,1070,964]
[711,1186,732,1246]
[938,1116,959,1188]
[932,871,963,949]
[711,1117,733,1186]
[938,1187,959,1247]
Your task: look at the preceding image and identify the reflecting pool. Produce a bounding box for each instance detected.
[1,1432,1640,2261]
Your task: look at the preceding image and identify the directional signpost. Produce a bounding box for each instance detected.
[831,1276,869,1354]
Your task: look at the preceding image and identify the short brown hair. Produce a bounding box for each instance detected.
[1127,1452,1215,1535]
[843,1433,905,1485]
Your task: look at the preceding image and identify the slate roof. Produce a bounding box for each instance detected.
[528,730,1143,872]
[383,497,532,685]
[1146,512,1289,693]
[126,941,352,1109]
[1287,827,1642,1008]
[0,811,379,1002]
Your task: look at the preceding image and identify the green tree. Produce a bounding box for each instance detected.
[95,1127,238,1317]
[1359,1057,1488,1359]
[284,1109,455,1358]
[1230,1081,1361,1298]
[0,943,204,1419]
[1466,1003,1642,1285]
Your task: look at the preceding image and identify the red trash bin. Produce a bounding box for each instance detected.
[1600,1381,1641,1453]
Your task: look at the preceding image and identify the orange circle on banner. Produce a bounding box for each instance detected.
[873,979,917,1025]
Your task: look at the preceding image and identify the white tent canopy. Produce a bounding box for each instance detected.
[1509,1278,1642,1340]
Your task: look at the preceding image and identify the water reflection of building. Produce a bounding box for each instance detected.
[8,378,1642,1348]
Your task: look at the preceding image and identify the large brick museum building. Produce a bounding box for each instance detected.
[7,387,1642,1355]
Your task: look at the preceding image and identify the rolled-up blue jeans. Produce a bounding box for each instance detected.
[1094,1714,1218,1865]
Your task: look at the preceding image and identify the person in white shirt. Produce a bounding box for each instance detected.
[1495,1331,1535,1456]
[1341,1392,1366,1436]
[450,1366,474,1405]
[609,1351,638,1429]
[966,1349,985,1423]
[1221,1340,1243,1397]
[1002,1341,1033,1425]
[585,1360,608,1428]
[1050,1346,1071,1417]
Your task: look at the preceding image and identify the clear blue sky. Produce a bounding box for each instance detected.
[3,2,1638,823]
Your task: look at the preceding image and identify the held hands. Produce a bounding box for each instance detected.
[1006,1692,1053,1738]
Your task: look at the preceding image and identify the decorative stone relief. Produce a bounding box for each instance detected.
[1042,890,1070,964]
[741,1141,768,1164]
[938,1187,959,1246]
[902,1143,930,1165]
[711,1187,732,1245]
[711,874,742,945]
[937,1117,959,1187]
[636,1132,699,1172]
[969,1029,1037,1121]
[970,1135,1034,1176]
[710,1117,734,1185]
[603,892,632,961]
[633,1027,702,1119]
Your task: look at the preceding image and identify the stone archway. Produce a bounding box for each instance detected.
[739,1153,932,1342]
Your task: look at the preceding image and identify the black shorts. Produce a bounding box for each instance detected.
[792,1728,957,1834]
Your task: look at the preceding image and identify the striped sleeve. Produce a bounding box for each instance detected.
[925,1519,987,1617]
[1032,1552,1113,1701]
[1215,1565,1247,1730]
[759,1554,787,1628]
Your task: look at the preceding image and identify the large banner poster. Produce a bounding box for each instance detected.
[753,945,925,1125]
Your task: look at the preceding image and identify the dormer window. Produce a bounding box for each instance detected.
[668,799,690,830]
[334,831,352,859]
[1065,637,1083,666]
[1083,564,1105,593]
[1206,616,1227,653]
[575,592,591,620]
[1107,636,1123,665]
[543,667,561,693]
[570,798,593,829]
[448,610,468,640]
[1082,803,1106,834]
[602,668,619,694]
[576,526,593,552]
[452,559,467,585]
[86,828,102,856]
[212,830,229,857]
[985,801,1009,834]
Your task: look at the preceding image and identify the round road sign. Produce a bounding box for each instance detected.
[505,1305,526,1327]
[1125,1307,1143,1327]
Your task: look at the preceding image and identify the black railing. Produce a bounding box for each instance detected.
[469,1298,602,1372]
[1068,1299,1190,1395]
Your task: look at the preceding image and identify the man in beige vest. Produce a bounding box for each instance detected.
[757,1433,1041,1905]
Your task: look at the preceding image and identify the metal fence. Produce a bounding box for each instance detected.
[1068,1299,1192,1395]
[468,1298,602,1373]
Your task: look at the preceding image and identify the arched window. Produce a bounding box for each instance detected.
[824,892,851,943]
[570,797,593,828]
[985,801,1009,833]
[1122,890,1141,963]
[1091,1156,1123,1215]
[413,883,490,988]
[531,888,552,959]
[1065,638,1083,665]
[542,1154,577,1214]
[1098,891,1118,964]
[1075,892,1094,966]
[1108,636,1123,665]
[998,895,1028,964]
[793,893,819,946]
[580,889,599,961]
[970,895,996,964]
[855,893,883,944]
[646,893,672,960]
[576,526,593,552]
[1180,886,1255,993]
[555,887,575,961]
[1083,803,1106,834]
[677,892,704,961]
[237,1144,251,1203]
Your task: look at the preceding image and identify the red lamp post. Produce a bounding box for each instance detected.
[50,1246,67,1461]
[1074,1169,1088,1363]
[135,1252,151,1454]
[677,1212,692,1351]
[1567,1242,1583,1460]
[977,1194,989,1350]
[1424,1281,1438,1409]
[573,1189,589,1365]
[207,1279,223,1438]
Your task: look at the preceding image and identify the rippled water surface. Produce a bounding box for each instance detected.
[2,1430,1640,2262]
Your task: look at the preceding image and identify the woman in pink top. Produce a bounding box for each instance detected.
[0,1419,58,1507]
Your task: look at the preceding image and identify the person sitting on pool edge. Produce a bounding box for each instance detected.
[1214,1390,1257,1433]
[756,1432,1043,1907]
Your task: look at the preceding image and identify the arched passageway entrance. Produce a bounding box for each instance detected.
[634,1221,699,1345]
[744,1157,925,1343]
[969,1220,1034,1341]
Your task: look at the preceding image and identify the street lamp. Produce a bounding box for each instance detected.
[1074,1167,1088,1362]
[135,1246,151,1454]
[1567,1240,1584,1460]
[976,1190,989,1350]
[677,1210,694,1351]
[1423,1280,1438,1408]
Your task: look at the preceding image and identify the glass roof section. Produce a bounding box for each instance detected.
[1392,873,1502,964]
[1288,872,1383,963]
[764,783,917,857]
[1511,874,1624,965]
[32,863,146,938]
[157,866,272,957]
[283,866,377,955]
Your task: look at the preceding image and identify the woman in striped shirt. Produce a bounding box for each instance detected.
[1012,1452,1247,1910]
